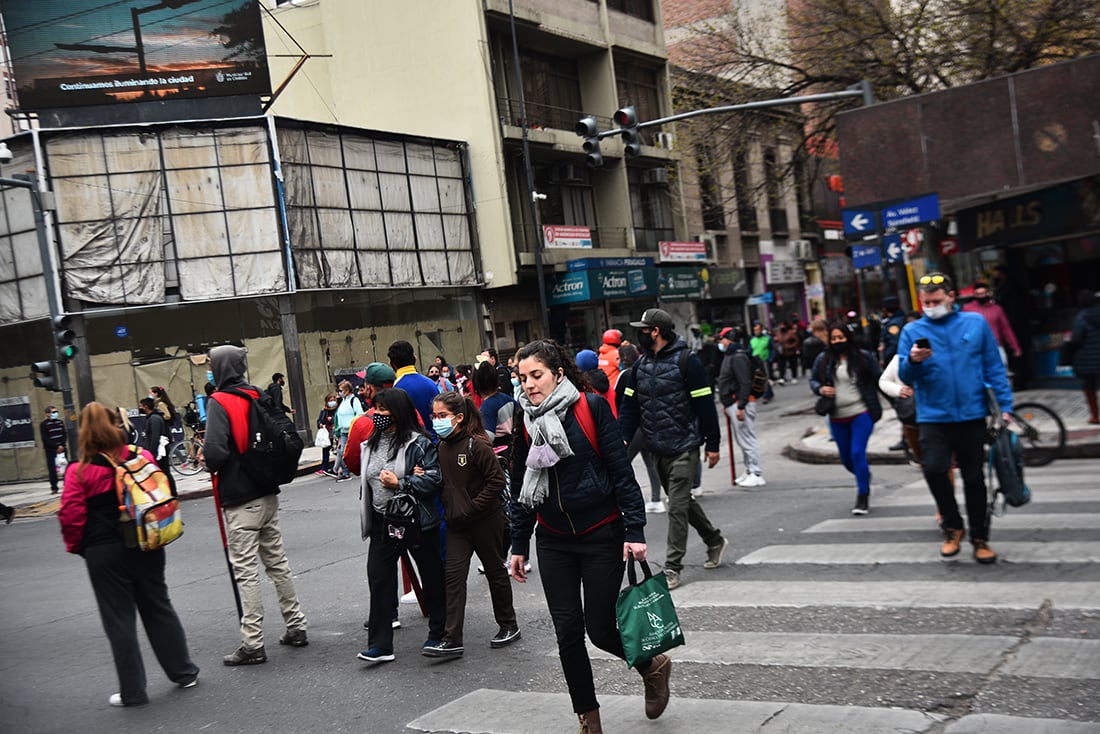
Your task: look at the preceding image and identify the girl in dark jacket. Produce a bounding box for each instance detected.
[355,389,445,664]
[59,402,199,707]
[315,393,338,474]
[510,339,666,734]
[424,391,519,658]
[1069,289,1100,424]
[810,322,883,516]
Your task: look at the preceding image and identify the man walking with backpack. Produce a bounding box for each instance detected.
[619,308,727,590]
[716,327,766,487]
[205,345,308,666]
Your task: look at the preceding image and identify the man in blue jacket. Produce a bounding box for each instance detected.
[619,308,727,590]
[898,273,1013,565]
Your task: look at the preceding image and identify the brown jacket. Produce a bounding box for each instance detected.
[436,432,505,528]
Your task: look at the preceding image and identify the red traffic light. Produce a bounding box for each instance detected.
[613,106,637,127]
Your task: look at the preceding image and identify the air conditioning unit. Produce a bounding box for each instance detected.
[642,168,669,185]
[790,239,814,261]
[552,163,585,183]
[655,131,675,150]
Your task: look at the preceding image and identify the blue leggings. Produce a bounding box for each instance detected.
[829,412,873,495]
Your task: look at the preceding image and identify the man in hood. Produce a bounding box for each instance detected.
[205,345,308,667]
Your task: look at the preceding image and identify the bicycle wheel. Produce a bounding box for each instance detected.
[168,439,203,476]
[1008,402,1066,467]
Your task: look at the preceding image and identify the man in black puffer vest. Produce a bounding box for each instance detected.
[619,308,727,590]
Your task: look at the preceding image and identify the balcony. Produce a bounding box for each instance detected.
[497,97,611,136]
[633,227,673,253]
[511,221,629,254]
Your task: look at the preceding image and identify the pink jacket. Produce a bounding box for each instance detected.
[963,300,1021,354]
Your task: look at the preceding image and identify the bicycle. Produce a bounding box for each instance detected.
[168,427,206,476]
[1006,402,1066,468]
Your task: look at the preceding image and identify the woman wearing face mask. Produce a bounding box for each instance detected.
[423,391,520,658]
[510,340,662,734]
[426,365,455,393]
[356,389,446,664]
[809,322,883,515]
[315,393,338,476]
[332,380,364,482]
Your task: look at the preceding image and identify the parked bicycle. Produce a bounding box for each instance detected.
[1006,402,1066,467]
[168,405,206,476]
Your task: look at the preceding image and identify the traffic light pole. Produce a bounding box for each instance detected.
[1,174,78,455]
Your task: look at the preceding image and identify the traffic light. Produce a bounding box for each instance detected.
[614,106,642,157]
[575,115,603,168]
[32,360,59,391]
[52,314,77,363]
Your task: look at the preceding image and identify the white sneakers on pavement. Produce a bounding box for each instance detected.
[738,473,766,487]
[645,500,666,513]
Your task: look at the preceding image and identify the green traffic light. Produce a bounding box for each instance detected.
[59,345,78,359]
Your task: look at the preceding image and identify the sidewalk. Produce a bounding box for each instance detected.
[784,388,1100,465]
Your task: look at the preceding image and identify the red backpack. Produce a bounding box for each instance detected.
[522,394,600,457]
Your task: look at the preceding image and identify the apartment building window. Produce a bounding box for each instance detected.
[763,146,788,234]
[628,167,674,252]
[614,59,661,144]
[733,147,757,232]
[497,43,582,131]
[608,0,654,22]
[695,144,725,231]
[506,158,596,251]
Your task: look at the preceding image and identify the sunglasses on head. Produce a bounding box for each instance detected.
[919,274,947,285]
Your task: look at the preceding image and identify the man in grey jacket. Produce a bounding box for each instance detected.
[716,327,765,487]
[205,345,308,666]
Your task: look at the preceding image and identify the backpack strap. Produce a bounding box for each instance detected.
[572,394,600,458]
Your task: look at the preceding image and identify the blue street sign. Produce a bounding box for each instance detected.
[842,208,878,236]
[746,292,774,306]
[115,325,128,338]
[883,233,904,263]
[882,193,940,230]
[852,244,882,269]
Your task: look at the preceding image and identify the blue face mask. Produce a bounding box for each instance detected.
[717,342,728,353]
[432,417,455,438]
[511,377,520,387]
[50,411,59,419]
[206,370,215,383]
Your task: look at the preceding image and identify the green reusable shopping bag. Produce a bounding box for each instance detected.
[615,556,685,668]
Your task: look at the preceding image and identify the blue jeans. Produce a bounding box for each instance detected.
[829,412,873,495]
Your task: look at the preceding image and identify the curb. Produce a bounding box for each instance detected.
[782,443,911,466]
[179,460,324,504]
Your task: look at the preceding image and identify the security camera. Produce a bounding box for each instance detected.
[0,142,12,163]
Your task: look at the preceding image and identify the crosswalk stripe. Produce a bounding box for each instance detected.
[1004,638,1100,679]
[735,541,1100,564]
[874,488,1096,507]
[944,713,1100,733]
[587,631,1014,673]
[669,581,1100,610]
[804,514,1100,533]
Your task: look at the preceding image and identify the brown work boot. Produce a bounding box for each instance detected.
[972,540,998,565]
[940,527,965,558]
[577,708,603,734]
[641,653,672,719]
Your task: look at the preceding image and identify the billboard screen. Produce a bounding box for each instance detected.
[1,0,271,110]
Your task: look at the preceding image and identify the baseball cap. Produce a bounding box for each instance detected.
[575,349,598,372]
[718,326,736,340]
[364,362,396,387]
[629,307,675,333]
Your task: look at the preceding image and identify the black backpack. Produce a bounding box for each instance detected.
[747,354,769,398]
[220,387,304,487]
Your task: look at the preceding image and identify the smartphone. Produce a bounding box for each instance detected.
[915,337,931,349]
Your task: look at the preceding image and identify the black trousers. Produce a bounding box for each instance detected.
[366,511,446,654]
[443,510,516,645]
[84,542,199,705]
[919,419,990,540]
[537,520,650,714]
[45,449,61,491]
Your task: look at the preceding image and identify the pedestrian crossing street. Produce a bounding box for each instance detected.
[407,470,1100,733]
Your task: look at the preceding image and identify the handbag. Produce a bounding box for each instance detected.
[615,556,685,668]
[814,394,835,416]
[314,426,331,449]
[894,395,917,425]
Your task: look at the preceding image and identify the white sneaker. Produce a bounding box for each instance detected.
[788,378,798,384]
[734,472,749,485]
[645,500,666,514]
[108,694,125,707]
[739,474,766,487]
[690,487,702,498]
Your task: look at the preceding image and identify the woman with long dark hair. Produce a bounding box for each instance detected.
[423,391,519,658]
[510,339,665,734]
[356,388,446,663]
[809,322,883,515]
[59,402,199,706]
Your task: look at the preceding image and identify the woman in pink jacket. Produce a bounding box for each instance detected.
[59,402,198,707]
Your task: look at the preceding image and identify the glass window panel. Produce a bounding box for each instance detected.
[409,176,440,212]
[0,281,19,322]
[343,137,375,170]
[419,247,450,282]
[102,134,161,173]
[18,275,48,318]
[222,165,274,210]
[162,130,218,168]
[177,256,232,299]
[379,173,411,211]
[11,231,41,276]
[389,251,421,285]
[229,252,286,295]
[276,128,308,165]
[448,250,476,283]
[306,130,344,167]
[323,250,361,287]
[357,250,392,285]
[293,249,325,288]
[46,136,107,176]
[352,210,387,248]
[115,217,163,265]
[347,170,382,210]
[287,207,321,249]
[0,236,13,276]
[216,127,270,166]
[166,168,225,214]
[442,215,471,251]
[283,163,316,207]
[316,209,355,249]
[53,177,114,223]
[435,148,462,178]
[438,178,465,215]
[173,212,230,258]
[310,165,350,209]
[406,145,436,176]
[226,210,280,254]
[414,213,444,247]
[384,212,415,250]
[1,187,36,233]
[375,140,406,173]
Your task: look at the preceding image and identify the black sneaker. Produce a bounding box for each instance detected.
[223,645,267,666]
[851,495,869,515]
[177,673,199,689]
[421,640,464,658]
[490,627,521,648]
[279,628,308,647]
[888,439,907,451]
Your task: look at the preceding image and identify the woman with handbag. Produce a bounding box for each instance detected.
[315,393,337,475]
[355,388,446,664]
[509,339,667,734]
[59,402,199,706]
[810,322,883,516]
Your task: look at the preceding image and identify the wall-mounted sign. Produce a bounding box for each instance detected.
[658,240,707,262]
[0,396,35,449]
[659,266,705,299]
[766,260,804,285]
[543,225,592,249]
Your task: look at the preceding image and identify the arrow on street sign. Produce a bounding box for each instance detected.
[842,208,878,236]
[884,233,904,263]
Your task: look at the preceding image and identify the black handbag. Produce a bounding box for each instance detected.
[814,394,835,416]
[894,395,917,425]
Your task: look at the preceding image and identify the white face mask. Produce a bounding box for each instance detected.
[924,304,950,320]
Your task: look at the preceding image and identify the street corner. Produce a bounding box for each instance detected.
[7,497,60,519]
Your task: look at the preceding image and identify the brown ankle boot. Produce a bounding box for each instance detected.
[1086,390,1099,424]
[577,708,603,734]
[641,653,672,719]
[941,527,965,557]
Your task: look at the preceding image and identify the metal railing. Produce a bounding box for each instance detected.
[497,98,611,134]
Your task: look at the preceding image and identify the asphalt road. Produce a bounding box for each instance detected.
[2,392,1098,733]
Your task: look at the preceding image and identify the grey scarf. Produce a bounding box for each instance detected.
[517,378,581,508]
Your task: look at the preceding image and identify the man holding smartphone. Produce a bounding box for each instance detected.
[897,272,1013,565]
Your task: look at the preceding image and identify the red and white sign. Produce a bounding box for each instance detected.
[543,225,592,249]
[658,240,708,262]
[903,228,923,256]
[939,237,959,256]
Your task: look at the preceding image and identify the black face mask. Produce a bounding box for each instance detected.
[638,331,655,350]
[370,413,393,431]
[976,296,991,305]
[830,341,848,355]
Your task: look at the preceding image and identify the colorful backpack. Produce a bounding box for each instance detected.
[103,445,184,551]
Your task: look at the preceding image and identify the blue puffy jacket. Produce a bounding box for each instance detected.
[897,310,1013,423]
